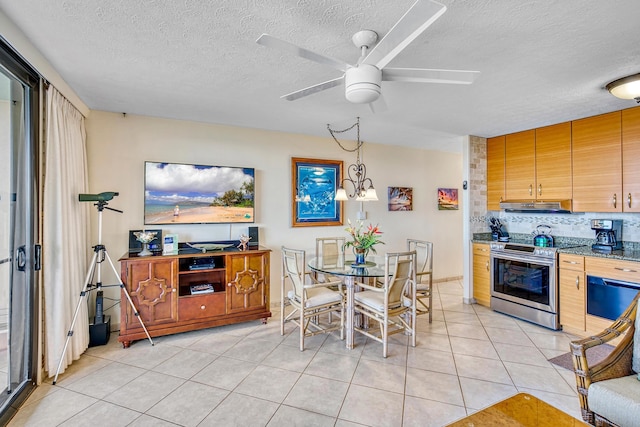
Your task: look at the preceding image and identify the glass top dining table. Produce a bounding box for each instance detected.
[308,256,393,349]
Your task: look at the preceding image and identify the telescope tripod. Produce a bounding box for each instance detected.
[53,200,154,385]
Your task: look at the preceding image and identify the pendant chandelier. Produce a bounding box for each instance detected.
[328,117,378,202]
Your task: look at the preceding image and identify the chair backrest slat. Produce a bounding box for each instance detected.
[384,251,416,305]
[282,247,306,299]
[315,237,345,268]
[407,239,433,284]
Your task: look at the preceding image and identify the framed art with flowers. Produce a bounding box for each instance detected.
[291,157,344,227]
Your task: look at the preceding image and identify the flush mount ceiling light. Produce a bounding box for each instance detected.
[606,73,640,103]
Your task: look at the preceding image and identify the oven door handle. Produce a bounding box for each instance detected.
[489,252,555,267]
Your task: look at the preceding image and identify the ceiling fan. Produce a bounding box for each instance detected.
[256,0,479,106]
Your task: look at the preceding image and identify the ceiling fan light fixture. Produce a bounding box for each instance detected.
[345,64,382,104]
[606,73,640,103]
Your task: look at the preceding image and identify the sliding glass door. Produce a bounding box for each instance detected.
[0,39,39,421]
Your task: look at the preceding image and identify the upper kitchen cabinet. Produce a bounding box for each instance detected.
[572,111,622,212]
[505,130,536,199]
[487,135,505,210]
[622,106,640,212]
[535,122,572,200]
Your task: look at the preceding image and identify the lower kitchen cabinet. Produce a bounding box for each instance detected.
[118,248,271,347]
[473,243,491,307]
[558,253,585,333]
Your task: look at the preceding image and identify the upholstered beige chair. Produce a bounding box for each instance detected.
[570,293,640,427]
[407,239,433,323]
[281,246,344,351]
[353,251,417,357]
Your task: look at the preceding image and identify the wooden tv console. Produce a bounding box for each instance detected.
[118,247,271,347]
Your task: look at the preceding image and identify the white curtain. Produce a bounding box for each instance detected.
[43,85,89,376]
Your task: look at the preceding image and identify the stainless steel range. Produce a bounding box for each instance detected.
[489,241,565,330]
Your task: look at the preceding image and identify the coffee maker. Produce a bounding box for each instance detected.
[591,219,623,253]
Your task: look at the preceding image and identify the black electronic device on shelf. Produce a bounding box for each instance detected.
[189,257,216,271]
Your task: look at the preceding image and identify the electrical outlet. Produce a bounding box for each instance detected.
[357,211,367,220]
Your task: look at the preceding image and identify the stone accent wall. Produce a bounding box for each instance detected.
[469,135,487,234]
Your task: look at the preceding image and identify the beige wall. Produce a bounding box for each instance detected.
[86,111,464,327]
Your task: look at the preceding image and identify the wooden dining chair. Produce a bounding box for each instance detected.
[280,246,345,351]
[352,251,417,357]
[407,239,433,323]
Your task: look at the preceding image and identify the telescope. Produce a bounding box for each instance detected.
[79,192,119,202]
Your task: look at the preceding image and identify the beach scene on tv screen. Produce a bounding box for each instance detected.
[144,162,254,224]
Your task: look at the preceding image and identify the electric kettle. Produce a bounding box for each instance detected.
[532,225,554,247]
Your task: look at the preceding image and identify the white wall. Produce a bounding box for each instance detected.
[0,9,89,116]
[86,111,464,327]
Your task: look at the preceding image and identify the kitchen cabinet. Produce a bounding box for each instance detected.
[487,136,505,210]
[119,248,271,347]
[535,122,572,200]
[558,253,585,333]
[505,130,536,200]
[472,243,491,307]
[572,111,622,212]
[622,106,640,212]
[490,123,572,208]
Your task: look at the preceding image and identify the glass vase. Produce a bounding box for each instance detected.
[138,242,152,256]
[354,248,367,265]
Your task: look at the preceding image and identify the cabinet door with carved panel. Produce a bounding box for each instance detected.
[123,257,178,327]
[227,252,269,314]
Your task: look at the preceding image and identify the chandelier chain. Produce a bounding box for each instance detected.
[327,117,364,155]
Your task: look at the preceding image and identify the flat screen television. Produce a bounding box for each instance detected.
[144,161,255,225]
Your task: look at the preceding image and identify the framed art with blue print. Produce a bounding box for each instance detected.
[291,157,343,227]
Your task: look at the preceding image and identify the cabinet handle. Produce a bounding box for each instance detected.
[172,288,176,292]
[562,260,578,265]
[615,267,637,273]
[200,305,206,310]
[538,184,542,196]
[576,276,580,289]
[486,261,489,271]
[613,193,617,208]
[528,184,532,196]
[629,193,632,208]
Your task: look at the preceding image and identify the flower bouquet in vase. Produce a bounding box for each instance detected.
[343,219,384,266]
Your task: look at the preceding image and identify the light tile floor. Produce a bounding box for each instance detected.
[8,279,584,426]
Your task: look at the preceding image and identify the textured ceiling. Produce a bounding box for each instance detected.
[1,0,639,152]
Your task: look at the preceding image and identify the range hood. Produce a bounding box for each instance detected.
[499,200,573,214]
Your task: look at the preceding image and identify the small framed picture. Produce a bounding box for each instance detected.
[388,187,413,211]
[438,188,459,210]
[291,157,344,227]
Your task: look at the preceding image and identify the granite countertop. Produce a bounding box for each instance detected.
[557,245,640,263]
[472,233,640,263]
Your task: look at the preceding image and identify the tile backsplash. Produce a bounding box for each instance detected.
[472,211,640,243]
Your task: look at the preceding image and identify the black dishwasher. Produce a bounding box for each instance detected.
[586,275,640,321]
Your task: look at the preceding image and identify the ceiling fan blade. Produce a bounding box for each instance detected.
[369,94,388,114]
[362,0,446,70]
[281,76,345,101]
[256,34,348,72]
[382,68,479,84]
